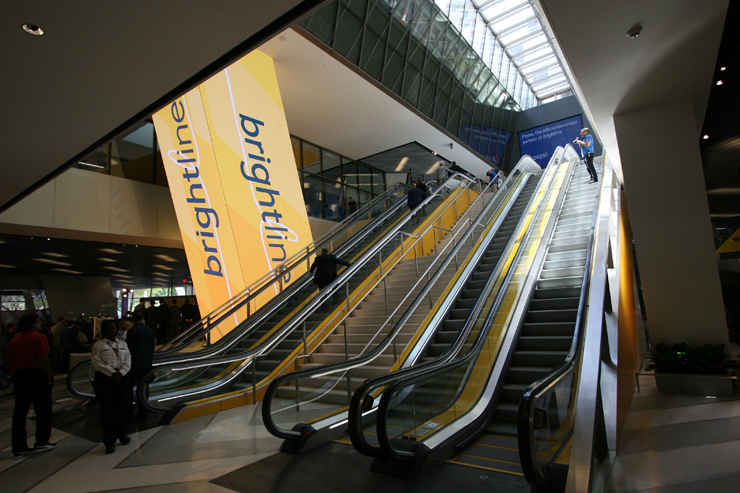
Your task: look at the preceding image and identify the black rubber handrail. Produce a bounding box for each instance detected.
[517,169,604,488]
[261,172,529,447]
[135,174,476,416]
[368,149,575,463]
[160,182,410,353]
[67,185,409,400]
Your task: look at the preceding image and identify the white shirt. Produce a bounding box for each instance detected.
[91,338,131,377]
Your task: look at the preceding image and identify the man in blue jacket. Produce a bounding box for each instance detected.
[125,311,155,420]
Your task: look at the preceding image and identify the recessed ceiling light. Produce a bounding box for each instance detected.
[99,258,116,262]
[154,254,177,262]
[22,24,44,36]
[42,252,68,258]
[0,264,16,268]
[99,248,122,254]
[35,258,72,266]
[111,274,133,278]
[104,266,129,272]
[154,265,174,270]
[720,67,727,71]
[703,135,709,140]
[717,80,723,85]
[53,268,84,274]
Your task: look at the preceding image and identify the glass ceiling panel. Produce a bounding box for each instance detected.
[429,0,571,107]
[508,33,547,57]
[480,0,527,20]
[489,6,533,34]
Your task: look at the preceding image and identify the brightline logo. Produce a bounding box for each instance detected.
[238,114,300,285]
[167,98,231,286]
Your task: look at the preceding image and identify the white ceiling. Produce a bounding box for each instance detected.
[0,0,321,212]
[260,28,493,179]
[537,0,728,180]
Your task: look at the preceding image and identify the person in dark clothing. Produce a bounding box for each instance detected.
[168,299,181,340]
[414,178,428,193]
[157,299,170,337]
[310,248,354,291]
[448,161,465,174]
[144,301,161,344]
[7,313,56,459]
[181,299,199,329]
[347,196,357,215]
[125,312,155,420]
[407,182,430,224]
[60,320,80,373]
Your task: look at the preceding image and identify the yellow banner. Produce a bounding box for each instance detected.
[153,50,312,341]
[717,227,740,253]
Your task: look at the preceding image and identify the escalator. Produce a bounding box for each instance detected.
[345,145,598,482]
[126,173,481,423]
[260,155,548,453]
[67,182,414,400]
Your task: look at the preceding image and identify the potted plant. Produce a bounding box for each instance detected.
[646,342,739,396]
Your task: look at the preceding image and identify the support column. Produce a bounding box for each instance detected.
[613,98,727,346]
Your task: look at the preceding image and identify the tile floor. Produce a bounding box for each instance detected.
[3,368,740,492]
[604,375,740,492]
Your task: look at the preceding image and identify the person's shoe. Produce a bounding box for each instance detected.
[105,445,115,454]
[119,436,131,445]
[33,442,57,452]
[13,449,33,460]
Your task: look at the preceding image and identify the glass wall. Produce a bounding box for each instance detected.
[300,0,520,170]
[75,128,386,222]
[291,135,387,221]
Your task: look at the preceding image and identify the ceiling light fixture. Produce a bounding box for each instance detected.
[79,161,104,169]
[625,23,643,39]
[43,252,68,258]
[717,80,724,85]
[22,24,44,36]
[154,254,178,262]
[720,67,727,71]
[53,268,84,274]
[703,135,709,140]
[34,258,72,266]
[104,266,129,272]
[395,157,409,172]
[99,248,122,254]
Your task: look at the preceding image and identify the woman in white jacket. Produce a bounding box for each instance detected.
[91,320,131,454]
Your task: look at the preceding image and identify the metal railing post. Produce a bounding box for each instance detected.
[252,360,257,405]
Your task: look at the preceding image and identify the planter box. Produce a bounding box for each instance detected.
[655,373,737,396]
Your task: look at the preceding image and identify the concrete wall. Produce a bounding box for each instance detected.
[614,98,728,346]
[0,168,179,243]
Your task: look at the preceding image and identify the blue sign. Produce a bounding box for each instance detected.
[460,123,512,166]
[519,115,583,167]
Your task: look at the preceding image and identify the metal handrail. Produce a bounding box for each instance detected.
[518,158,614,490]
[345,154,562,458]
[150,185,412,364]
[260,172,524,444]
[135,173,477,414]
[157,183,410,355]
[67,185,410,400]
[369,150,573,462]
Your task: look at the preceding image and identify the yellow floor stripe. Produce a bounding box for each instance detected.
[459,453,520,466]
[447,460,524,476]
[474,442,519,452]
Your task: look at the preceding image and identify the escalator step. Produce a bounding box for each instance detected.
[525,309,578,323]
[520,321,576,336]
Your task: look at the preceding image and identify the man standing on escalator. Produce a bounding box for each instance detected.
[575,127,598,184]
[310,248,354,292]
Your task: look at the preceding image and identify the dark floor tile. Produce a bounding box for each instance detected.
[618,415,740,455]
[212,441,531,493]
[615,471,740,493]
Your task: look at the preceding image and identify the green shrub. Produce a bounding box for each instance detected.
[646,342,738,375]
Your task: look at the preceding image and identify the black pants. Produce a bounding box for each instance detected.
[12,368,53,453]
[127,367,151,418]
[584,152,597,182]
[94,373,128,447]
